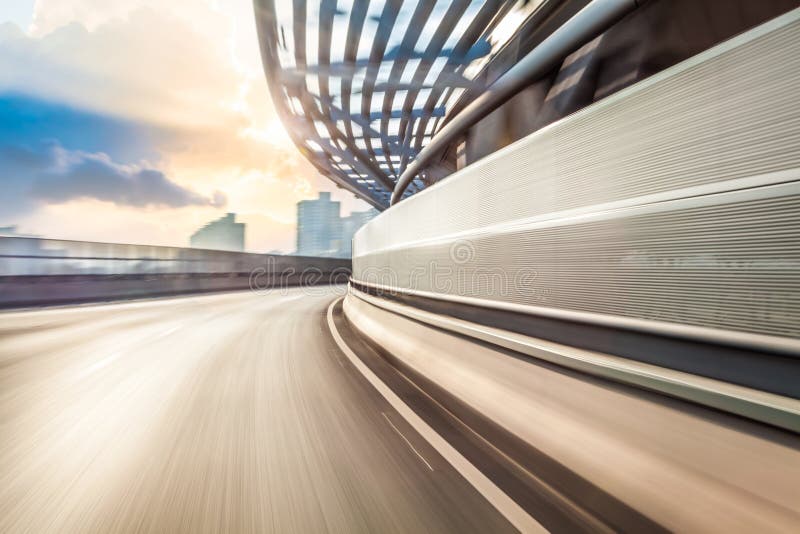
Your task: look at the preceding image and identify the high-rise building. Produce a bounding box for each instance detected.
[339,208,378,257]
[295,193,377,257]
[296,192,341,256]
[190,213,245,252]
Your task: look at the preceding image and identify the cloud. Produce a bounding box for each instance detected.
[1,5,243,128]
[0,0,370,251]
[3,141,224,209]
[0,92,173,164]
[0,3,316,182]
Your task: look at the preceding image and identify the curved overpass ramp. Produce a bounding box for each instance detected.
[1,288,798,532]
[0,288,514,533]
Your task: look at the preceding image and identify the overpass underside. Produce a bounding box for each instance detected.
[255,0,799,208]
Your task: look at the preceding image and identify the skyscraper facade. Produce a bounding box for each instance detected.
[339,208,379,257]
[190,213,245,252]
[296,192,340,256]
[296,193,376,257]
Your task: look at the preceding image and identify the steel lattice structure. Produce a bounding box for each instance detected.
[255,1,540,209]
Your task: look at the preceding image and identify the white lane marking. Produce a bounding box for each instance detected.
[327,298,547,534]
[75,351,124,380]
[382,412,434,471]
[159,326,181,338]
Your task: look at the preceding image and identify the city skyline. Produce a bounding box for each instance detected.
[0,1,369,254]
[296,192,377,258]
[0,2,796,532]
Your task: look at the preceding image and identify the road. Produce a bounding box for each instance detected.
[0,288,514,533]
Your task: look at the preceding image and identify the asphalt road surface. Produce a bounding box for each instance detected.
[0,288,515,533]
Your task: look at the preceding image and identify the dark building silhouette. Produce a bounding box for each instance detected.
[190,213,245,252]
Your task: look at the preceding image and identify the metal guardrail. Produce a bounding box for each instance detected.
[0,236,349,277]
[356,10,800,343]
[0,236,351,308]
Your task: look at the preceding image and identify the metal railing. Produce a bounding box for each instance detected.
[391,0,638,204]
[0,236,349,277]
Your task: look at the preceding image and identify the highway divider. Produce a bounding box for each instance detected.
[0,236,350,308]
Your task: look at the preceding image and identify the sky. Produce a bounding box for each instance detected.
[0,0,369,253]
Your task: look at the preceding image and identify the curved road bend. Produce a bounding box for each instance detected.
[0,288,514,533]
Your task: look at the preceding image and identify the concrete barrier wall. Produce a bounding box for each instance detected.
[0,237,350,308]
[352,12,800,344]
